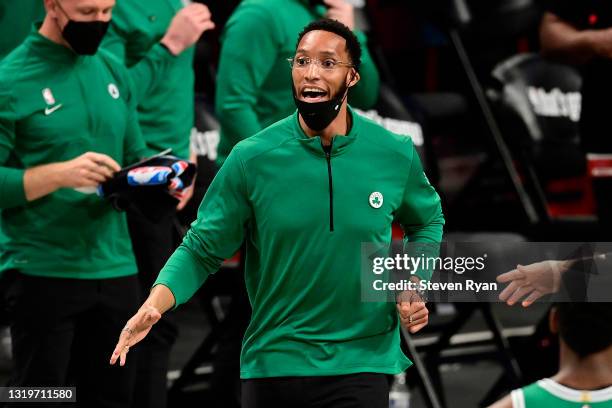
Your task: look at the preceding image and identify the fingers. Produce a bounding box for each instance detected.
[110,330,130,366]
[176,186,194,210]
[85,152,121,172]
[79,168,107,184]
[397,302,429,332]
[506,285,533,306]
[498,280,523,302]
[199,20,216,33]
[496,267,523,283]
[409,321,428,334]
[521,290,543,307]
[396,301,410,319]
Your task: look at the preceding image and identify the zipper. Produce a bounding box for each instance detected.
[324,140,334,232]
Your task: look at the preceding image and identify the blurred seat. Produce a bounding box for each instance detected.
[489,53,596,227]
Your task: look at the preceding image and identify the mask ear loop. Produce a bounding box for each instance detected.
[335,70,357,111]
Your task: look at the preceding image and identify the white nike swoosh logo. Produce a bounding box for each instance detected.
[44,104,63,115]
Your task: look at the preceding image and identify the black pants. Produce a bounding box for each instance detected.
[127,211,180,408]
[5,273,140,408]
[242,373,390,408]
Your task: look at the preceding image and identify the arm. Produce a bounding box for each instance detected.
[395,141,445,282]
[110,147,252,366]
[487,394,513,408]
[215,5,279,150]
[153,147,252,306]
[0,89,119,208]
[540,11,612,64]
[103,3,214,103]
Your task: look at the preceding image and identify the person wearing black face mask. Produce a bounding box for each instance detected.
[53,0,110,55]
[111,19,443,408]
[0,0,149,407]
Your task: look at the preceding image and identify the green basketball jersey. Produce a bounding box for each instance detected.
[512,379,612,408]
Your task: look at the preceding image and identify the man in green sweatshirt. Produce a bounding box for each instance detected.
[0,0,147,406]
[113,19,443,408]
[101,2,214,406]
[215,0,381,165]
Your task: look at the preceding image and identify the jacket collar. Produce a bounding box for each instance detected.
[293,106,359,157]
[24,23,82,64]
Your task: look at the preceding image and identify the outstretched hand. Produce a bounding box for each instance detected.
[497,260,570,307]
[110,305,162,366]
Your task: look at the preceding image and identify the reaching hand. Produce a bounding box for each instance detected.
[161,4,215,56]
[109,305,162,366]
[497,260,570,307]
[56,152,121,188]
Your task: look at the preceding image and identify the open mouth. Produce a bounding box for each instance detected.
[300,87,328,102]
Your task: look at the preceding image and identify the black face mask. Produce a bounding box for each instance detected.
[294,81,350,132]
[55,1,109,55]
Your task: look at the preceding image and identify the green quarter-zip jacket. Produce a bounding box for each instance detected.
[215,0,381,164]
[155,108,444,378]
[0,28,147,279]
[103,0,194,159]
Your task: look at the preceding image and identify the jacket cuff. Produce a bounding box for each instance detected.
[0,167,26,209]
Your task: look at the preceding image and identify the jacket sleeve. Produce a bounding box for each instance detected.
[154,147,252,306]
[395,141,445,281]
[348,31,380,110]
[0,83,26,209]
[102,18,176,103]
[122,72,148,166]
[215,5,280,150]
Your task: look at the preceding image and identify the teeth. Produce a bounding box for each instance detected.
[303,88,325,93]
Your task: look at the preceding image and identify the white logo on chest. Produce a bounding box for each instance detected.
[42,88,56,105]
[108,83,120,99]
[369,192,383,209]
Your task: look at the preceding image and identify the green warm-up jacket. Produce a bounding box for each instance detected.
[0,28,146,279]
[155,108,444,378]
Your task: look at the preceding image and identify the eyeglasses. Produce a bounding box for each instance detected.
[287,56,354,71]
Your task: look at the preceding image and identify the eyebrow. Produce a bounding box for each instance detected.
[296,49,340,57]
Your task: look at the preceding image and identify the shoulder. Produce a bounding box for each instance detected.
[0,42,33,79]
[0,44,34,105]
[223,0,284,36]
[354,109,415,162]
[232,114,296,162]
[96,49,131,83]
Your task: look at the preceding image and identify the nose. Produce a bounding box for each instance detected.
[304,60,321,81]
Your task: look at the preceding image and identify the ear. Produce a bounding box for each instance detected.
[347,69,360,88]
[549,307,559,334]
[44,0,59,19]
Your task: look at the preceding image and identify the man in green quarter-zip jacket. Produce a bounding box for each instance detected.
[101,2,215,407]
[0,0,148,406]
[215,0,381,165]
[113,19,444,408]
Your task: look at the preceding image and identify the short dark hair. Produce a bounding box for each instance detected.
[296,19,362,71]
[556,303,612,358]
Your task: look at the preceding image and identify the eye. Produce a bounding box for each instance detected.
[295,56,309,67]
[322,59,337,69]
